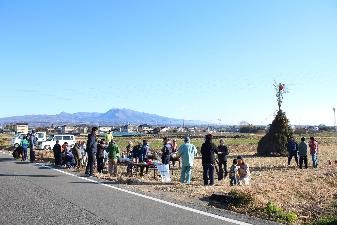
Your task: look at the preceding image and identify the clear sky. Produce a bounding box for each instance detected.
[0,0,336,125]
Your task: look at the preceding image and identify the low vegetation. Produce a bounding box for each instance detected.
[1,133,336,224]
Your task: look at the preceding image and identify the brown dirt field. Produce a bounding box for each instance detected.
[3,134,336,224]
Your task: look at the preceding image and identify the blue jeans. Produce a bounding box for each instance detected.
[311,153,318,168]
[22,148,27,161]
[203,164,214,185]
[181,166,192,184]
[230,176,238,186]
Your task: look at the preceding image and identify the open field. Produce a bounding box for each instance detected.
[1,133,336,224]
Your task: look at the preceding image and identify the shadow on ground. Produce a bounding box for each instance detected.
[0,173,59,178]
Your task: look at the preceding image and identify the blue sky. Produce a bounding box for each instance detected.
[0,0,336,125]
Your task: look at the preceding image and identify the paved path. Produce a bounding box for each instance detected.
[0,151,276,225]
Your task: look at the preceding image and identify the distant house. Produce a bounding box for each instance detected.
[159,127,171,133]
[61,125,76,134]
[99,126,112,133]
[120,124,138,133]
[79,126,89,134]
[138,124,153,133]
[15,123,29,134]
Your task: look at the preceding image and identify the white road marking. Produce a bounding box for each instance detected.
[0,150,252,225]
[36,163,252,225]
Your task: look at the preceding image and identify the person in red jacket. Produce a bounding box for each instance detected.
[309,137,318,168]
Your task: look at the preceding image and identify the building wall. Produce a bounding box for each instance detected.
[15,125,28,134]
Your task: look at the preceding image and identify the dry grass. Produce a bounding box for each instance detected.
[2,133,336,224]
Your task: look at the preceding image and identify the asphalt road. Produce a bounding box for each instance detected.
[0,151,276,225]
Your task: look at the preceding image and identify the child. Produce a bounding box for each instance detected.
[229,159,239,186]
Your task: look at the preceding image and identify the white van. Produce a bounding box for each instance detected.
[11,133,26,148]
[39,134,76,150]
[36,132,46,145]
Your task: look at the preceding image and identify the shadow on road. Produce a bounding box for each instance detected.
[0,173,59,178]
[0,158,15,162]
[15,161,31,164]
[69,181,98,184]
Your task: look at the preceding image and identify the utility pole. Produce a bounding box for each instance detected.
[333,107,336,132]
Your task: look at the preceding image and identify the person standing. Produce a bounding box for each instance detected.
[53,140,62,166]
[201,134,217,186]
[80,141,87,167]
[20,136,29,161]
[126,141,133,157]
[29,131,37,162]
[108,140,120,177]
[96,140,105,173]
[309,137,319,168]
[105,130,113,144]
[161,137,172,165]
[140,140,150,162]
[72,142,81,169]
[298,137,308,169]
[171,139,178,167]
[215,139,229,181]
[85,127,98,177]
[229,159,239,186]
[287,137,299,167]
[177,136,197,184]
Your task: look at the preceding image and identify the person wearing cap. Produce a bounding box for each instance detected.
[215,139,229,181]
[298,137,308,169]
[105,130,113,144]
[237,156,251,185]
[53,140,62,167]
[201,134,217,186]
[177,136,197,184]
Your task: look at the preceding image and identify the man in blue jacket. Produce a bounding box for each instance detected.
[287,137,299,167]
[85,127,98,177]
[177,136,197,184]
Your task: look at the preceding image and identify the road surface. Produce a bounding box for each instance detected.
[0,151,276,225]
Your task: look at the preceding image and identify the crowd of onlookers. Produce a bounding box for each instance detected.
[53,127,252,186]
[14,128,321,186]
[287,136,319,169]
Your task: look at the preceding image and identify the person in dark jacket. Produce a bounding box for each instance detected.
[215,138,229,181]
[161,137,172,165]
[85,127,98,177]
[72,142,81,169]
[96,139,105,173]
[287,137,299,167]
[53,140,62,167]
[140,140,150,162]
[298,137,308,169]
[201,134,217,185]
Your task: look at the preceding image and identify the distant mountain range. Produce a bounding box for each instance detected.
[0,108,207,126]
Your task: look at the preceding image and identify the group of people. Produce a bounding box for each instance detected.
[16,131,37,162]
[287,136,319,169]
[200,134,250,186]
[72,127,251,186]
